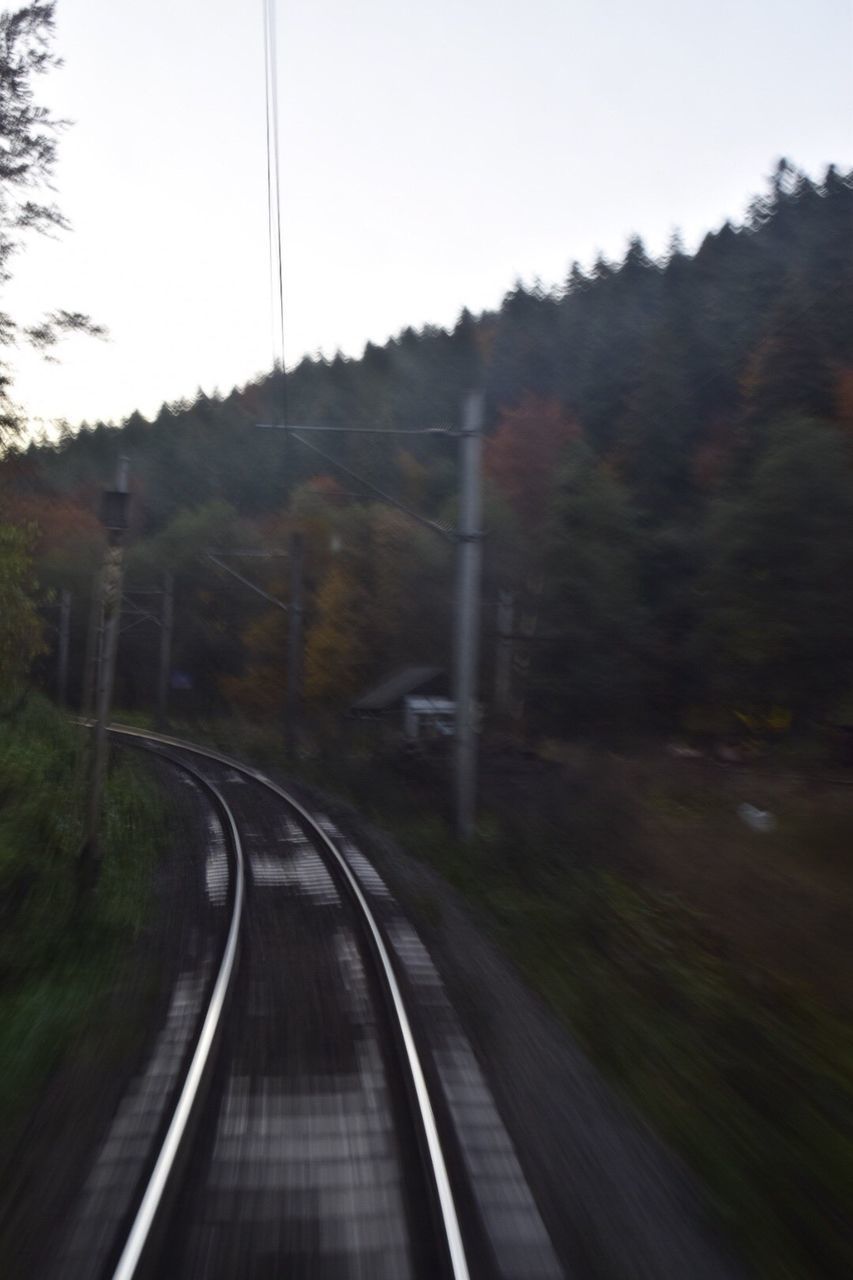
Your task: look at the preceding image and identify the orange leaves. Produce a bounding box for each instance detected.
[2,489,101,562]
[219,610,288,719]
[835,366,853,429]
[485,395,580,533]
[306,474,346,503]
[304,561,370,704]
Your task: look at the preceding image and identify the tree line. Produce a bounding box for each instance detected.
[3,158,853,740]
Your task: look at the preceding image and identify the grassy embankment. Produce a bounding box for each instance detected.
[394,749,853,1280]
[173,714,852,1280]
[0,696,167,1154]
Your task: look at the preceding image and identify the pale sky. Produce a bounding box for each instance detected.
[6,0,852,435]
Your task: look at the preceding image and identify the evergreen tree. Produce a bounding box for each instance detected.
[2,157,851,731]
[531,446,650,730]
[699,417,853,721]
[615,321,699,517]
[487,282,560,408]
[741,293,835,422]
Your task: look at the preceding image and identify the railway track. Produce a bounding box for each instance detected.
[87,727,475,1280]
[39,727,525,1280]
[48,724,562,1279]
[30,722,755,1280]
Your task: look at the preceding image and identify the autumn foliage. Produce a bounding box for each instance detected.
[485,396,580,533]
[3,160,853,731]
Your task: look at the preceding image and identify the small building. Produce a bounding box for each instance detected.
[403,696,456,741]
[349,665,454,742]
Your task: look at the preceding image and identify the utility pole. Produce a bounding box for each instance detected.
[81,570,102,718]
[57,588,71,708]
[453,392,484,842]
[495,589,514,721]
[286,530,303,757]
[80,457,130,890]
[156,571,174,728]
[260,406,485,833]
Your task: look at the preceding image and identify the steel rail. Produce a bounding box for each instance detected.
[109,755,245,1280]
[108,722,471,1280]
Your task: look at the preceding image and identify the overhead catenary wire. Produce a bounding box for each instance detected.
[206,552,290,611]
[257,422,455,435]
[290,430,456,541]
[262,0,276,376]
[263,0,287,424]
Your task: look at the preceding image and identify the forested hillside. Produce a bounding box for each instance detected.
[3,159,852,736]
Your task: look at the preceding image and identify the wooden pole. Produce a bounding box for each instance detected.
[156,571,174,727]
[81,571,102,718]
[79,458,129,891]
[57,588,71,708]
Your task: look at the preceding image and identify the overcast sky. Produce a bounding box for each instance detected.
[6,0,852,435]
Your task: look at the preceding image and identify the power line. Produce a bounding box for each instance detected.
[207,552,290,611]
[262,0,276,375]
[263,0,287,423]
[258,422,455,435]
[289,430,455,540]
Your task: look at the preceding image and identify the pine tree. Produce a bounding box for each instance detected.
[700,417,853,720]
[531,446,650,730]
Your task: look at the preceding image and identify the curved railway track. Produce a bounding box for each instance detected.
[102,726,471,1280]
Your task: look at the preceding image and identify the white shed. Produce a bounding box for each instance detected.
[403,696,456,741]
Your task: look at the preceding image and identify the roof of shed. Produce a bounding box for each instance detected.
[350,665,444,713]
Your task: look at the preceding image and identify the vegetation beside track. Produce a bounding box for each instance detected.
[394,817,852,1280]
[0,696,168,1156]
[393,757,853,1280]
[170,714,853,1280]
